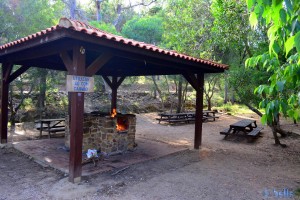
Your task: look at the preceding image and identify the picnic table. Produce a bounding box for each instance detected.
[156,110,219,124]
[156,113,193,124]
[35,118,65,138]
[203,110,219,121]
[220,119,262,141]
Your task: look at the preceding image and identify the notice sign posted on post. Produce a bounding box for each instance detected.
[66,75,94,93]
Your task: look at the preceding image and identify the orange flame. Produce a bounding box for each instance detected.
[116,117,128,132]
[111,108,117,118]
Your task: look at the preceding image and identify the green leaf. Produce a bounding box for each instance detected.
[285,35,295,57]
[249,12,258,28]
[294,32,300,53]
[272,0,282,6]
[267,25,279,42]
[287,109,294,119]
[279,9,287,24]
[284,0,293,13]
[276,80,285,92]
[261,114,267,125]
[246,0,256,9]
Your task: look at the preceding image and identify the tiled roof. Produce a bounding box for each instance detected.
[0,18,228,70]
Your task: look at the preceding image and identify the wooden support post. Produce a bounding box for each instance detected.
[0,63,13,143]
[102,76,126,114]
[68,45,86,183]
[194,73,204,149]
[111,76,118,113]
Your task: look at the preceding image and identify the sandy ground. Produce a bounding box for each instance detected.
[0,113,299,200]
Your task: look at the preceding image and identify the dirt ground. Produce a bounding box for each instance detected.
[0,113,299,200]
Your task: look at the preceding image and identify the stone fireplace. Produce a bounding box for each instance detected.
[64,112,136,153]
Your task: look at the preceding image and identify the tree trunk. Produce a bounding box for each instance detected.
[177,76,183,113]
[181,81,188,112]
[37,69,47,109]
[113,4,123,31]
[151,75,164,109]
[207,97,212,111]
[70,0,76,19]
[244,103,263,117]
[152,76,157,99]
[96,0,102,21]
[270,124,281,145]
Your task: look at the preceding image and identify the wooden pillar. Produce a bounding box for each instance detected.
[0,63,13,144]
[102,76,126,114]
[111,77,118,113]
[194,73,204,149]
[68,45,85,183]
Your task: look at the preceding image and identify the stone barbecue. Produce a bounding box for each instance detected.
[65,112,136,153]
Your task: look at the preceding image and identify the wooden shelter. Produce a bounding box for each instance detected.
[0,18,228,183]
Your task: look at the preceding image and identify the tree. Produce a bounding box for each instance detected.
[122,16,163,44]
[246,0,300,146]
[0,0,64,126]
[204,74,220,111]
[122,15,166,109]
[210,0,269,103]
[8,68,36,128]
[163,0,225,111]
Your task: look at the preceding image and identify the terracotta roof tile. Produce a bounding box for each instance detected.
[0,18,228,70]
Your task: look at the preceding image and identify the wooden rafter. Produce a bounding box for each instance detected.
[85,52,113,76]
[7,65,30,84]
[60,51,73,72]
[183,73,199,91]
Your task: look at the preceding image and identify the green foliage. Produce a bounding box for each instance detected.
[229,67,270,108]
[0,0,63,43]
[246,0,300,124]
[89,21,119,35]
[121,16,163,44]
[163,0,213,57]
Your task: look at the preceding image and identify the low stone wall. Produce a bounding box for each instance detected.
[65,113,136,153]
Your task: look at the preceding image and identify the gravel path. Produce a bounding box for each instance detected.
[0,113,299,200]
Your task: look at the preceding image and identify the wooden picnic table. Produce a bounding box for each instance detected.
[220,119,262,141]
[156,111,219,124]
[35,118,65,138]
[202,110,219,121]
[157,113,193,124]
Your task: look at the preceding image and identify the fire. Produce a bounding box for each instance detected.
[117,117,128,132]
[111,108,117,118]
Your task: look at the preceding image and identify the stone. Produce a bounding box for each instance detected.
[65,113,136,154]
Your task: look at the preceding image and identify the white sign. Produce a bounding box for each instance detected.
[66,75,94,92]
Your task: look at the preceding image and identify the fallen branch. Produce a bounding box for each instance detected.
[111,166,129,176]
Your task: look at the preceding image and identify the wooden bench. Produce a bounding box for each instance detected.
[35,118,65,138]
[220,128,231,135]
[167,119,190,124]
[247,127,263,142]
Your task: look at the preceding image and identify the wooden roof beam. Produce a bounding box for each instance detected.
[85,52,113,76]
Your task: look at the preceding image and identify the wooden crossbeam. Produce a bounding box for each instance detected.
[102,76,113,88]
[60,51,73,72]
[116,76,126,88]
[85,52,113,76]
[7,65,30,84]
[102,76,126,89]
[182,73,199,91]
